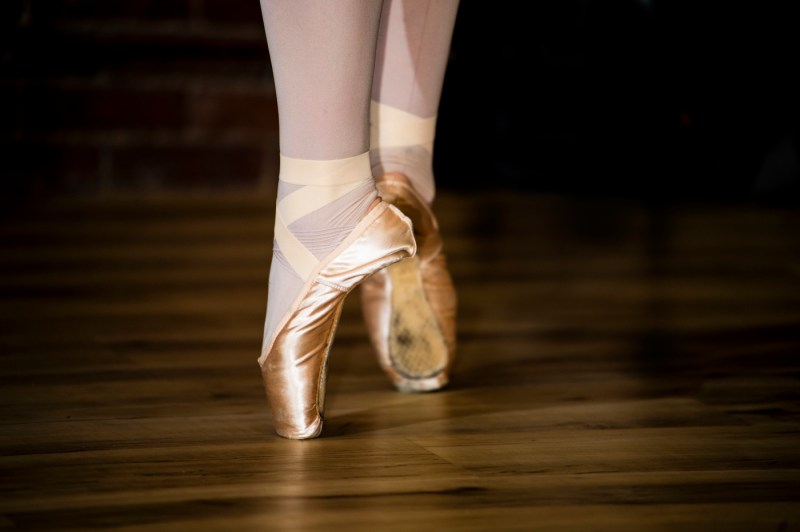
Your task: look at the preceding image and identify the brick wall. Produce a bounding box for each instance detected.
[4,0,278,199]
[4,1,798,203]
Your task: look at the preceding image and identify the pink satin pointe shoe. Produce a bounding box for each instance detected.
[259,201,416,439]
[360,173,457,392]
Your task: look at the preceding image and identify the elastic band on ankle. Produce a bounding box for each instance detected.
[275,152,375,281]
[279,153,373,186]
[370,100,436,153]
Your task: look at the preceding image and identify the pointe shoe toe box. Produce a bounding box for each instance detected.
[260,201,416,439]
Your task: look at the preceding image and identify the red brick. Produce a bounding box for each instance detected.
[30,0,192,22]
[201,0,265,26]
[189,90,277,132]
[21,87,185,133]
[4,141,102,193]
[111,144,265,190]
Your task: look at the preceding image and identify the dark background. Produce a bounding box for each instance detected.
[437,0,800,203]
[3,0,799,206]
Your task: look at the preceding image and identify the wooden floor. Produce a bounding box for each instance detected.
[1,190,799,531]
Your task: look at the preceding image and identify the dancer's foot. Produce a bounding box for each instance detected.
[361,173,457,392]
[260,200,415,439]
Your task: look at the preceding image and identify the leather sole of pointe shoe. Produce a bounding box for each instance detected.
[385,255,449,392]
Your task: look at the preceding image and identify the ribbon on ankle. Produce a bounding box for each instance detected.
[274,153,373,281]
[370,100,436,154]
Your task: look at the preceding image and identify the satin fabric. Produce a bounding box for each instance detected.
[260,201,416,439]
[361,173,457,391]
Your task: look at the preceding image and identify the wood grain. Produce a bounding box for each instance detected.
[1,192,799,531]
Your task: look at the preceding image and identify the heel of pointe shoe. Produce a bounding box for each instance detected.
[260,202,416,439]
[362,174,457,393]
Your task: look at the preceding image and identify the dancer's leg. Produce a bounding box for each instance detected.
[361,0,460,392]
[257,0,417,439]
[259,0,384,349]
[371,0,461,205]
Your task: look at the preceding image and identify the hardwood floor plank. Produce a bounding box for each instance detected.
[1,191,799,530]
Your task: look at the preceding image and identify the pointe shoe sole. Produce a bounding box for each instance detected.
[383,256,449,392]
[259,202,416,439]
[361,174,457,393]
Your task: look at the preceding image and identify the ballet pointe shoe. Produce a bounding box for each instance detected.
[361,173,457,392]
[259,201,416,439]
